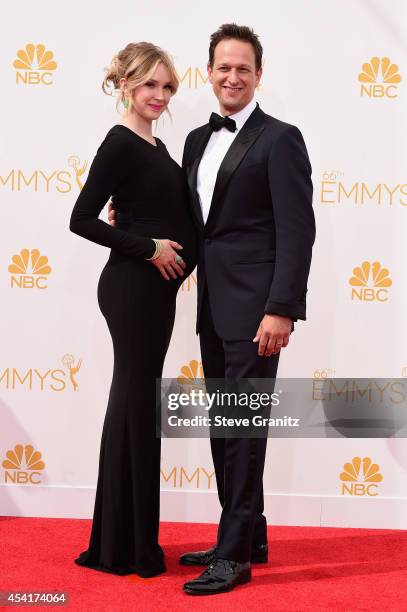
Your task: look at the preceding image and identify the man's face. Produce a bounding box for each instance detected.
[208,38,262,116]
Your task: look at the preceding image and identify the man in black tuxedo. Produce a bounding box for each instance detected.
[178,24,315,595]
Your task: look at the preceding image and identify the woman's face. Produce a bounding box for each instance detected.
[129,62,174,120]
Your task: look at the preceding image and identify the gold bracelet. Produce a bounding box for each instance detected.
[146,238,163,261]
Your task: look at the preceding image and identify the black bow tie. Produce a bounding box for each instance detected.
[209,112,237,133]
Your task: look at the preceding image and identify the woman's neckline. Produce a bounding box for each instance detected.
[115,124,158,148]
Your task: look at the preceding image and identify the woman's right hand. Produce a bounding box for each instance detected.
[150,239,186,280]
[107,204,185,280]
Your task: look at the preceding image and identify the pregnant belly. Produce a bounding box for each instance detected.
[117,220,198,276]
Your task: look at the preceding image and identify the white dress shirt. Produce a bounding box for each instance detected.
[197,98,257,224]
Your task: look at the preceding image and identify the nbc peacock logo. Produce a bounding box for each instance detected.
[358,56,402,99]
[181,271,197,292]
[8,249,52,289]
[2,444,46,485]
[177,359,205,394]
[340,456,382,496]
[177,359,204,382]
[349,261,392,302]
[13,43,57,85]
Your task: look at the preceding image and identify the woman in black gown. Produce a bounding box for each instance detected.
[70,43,197,577]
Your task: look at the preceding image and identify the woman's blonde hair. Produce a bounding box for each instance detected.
[102,42,179,110]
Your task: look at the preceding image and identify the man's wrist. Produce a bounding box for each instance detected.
[264,300,304,321]
[264,313,293,321]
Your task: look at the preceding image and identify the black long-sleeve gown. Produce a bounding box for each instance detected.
[70,125,197,577]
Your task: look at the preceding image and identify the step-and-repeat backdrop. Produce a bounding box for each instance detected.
[1,0,406,528]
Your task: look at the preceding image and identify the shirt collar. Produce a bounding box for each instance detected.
[226,98,257,131]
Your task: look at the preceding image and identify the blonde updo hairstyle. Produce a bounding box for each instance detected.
[102,42,179,111]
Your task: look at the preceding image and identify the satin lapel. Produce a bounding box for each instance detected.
[186,125,212,227]
[206,107,266,227]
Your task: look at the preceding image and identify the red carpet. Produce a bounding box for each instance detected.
[1,517,407,611]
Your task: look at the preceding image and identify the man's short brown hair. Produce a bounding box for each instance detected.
[209,23,263,71]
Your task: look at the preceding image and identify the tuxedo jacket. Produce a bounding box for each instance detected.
[182,104,315,341]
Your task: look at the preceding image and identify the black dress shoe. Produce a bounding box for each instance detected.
[179,543,268,566]
[179,545,217,566]
[183,558,251,595]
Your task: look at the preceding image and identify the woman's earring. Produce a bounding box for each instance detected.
[123,96,129,110]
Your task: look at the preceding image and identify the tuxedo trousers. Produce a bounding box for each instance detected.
[199,290,280,563]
